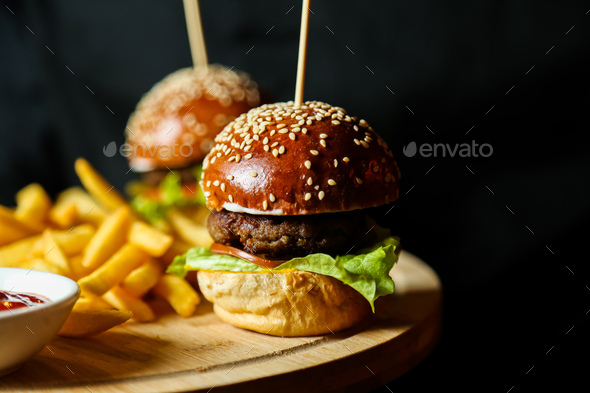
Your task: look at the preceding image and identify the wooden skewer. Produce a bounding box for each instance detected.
[294,0,311,106]
[182,0,208,68]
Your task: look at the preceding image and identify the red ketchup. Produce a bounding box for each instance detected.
[0,290,49,312]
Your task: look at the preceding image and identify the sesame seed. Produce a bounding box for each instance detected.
[263,200,268,210]
[229,156,236,162]
[229,194,234,202]
[319,140,326,148]
[206,181,211,187]
[204,191,211,197]
[291,127,301,132]
[279,146,286,154]
[272,149,279,157]
[277,124,286,129]
[289,133,296,140]
[244,145,252,152]
[216,152,222,158]
[245,153,252,159]
[373,166,379,172]
[263,137,269,144]
[278,129,289,134]
[354,139,361,145]
[213,180,220,186]
[269,193,276,202]
[307,177,313,185]
[305,193,312,201]
[304,160,312,169]
[249,171,258,177]
[271,142,279,147]
[328,179,337,186]
[332,120,340,125]
[270,130,276,136]
[318,191,325,200]
[210,156,217,164]
[360,141,369,149]
[334,159,338,167]
[298,120,305,125]
[359,119,368,127]
[302,128,308,134]
[227,175,234,180]
[353,125,359,132]
[355,177,363,184]
[264,145,270,152]
[310,150,319,155]
[343,157,350,162]
[235,154,241,163]
[246,139,254,145]
[320,133,328,138]
[221,183,226,192]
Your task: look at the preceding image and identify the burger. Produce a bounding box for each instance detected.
[169,101,401,336]
[124,65,261,230]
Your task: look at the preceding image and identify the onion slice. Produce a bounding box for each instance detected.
[210,243,287,269]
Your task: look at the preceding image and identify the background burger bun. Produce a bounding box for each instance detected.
[197,270,371,336]
[125,65,261,172]
[201,101,401,215]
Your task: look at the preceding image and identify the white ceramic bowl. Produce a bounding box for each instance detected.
[0,268,80,376]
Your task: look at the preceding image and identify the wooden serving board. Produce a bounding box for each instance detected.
[0,251,442,393]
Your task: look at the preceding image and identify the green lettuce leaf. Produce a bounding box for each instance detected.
[130,166,205,224]
[168,236,400,312]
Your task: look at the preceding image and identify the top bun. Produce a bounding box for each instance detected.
[125,65,260,172]
[201,101,401,215]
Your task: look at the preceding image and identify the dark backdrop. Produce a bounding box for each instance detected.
[1,1,589,392]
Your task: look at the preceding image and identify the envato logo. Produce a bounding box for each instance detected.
[103,141,193,158]
[402,141,493,158]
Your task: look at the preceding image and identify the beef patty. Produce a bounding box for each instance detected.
[207,210,369,259]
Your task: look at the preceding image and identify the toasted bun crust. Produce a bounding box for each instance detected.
[200,101,401,215]
[126,65,260,172]
[197,270,371,336]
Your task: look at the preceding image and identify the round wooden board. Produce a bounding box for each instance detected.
[0,251,442,393]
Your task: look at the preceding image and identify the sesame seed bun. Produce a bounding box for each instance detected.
[125,65,261,172]
[200,101,401,215]
[197,270,371,336]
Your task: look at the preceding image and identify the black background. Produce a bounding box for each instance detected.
[1,1,589,392]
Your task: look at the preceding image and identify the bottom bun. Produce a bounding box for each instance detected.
[197,270,371,336]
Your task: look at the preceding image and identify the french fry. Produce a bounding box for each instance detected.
[73,296,114,311]
[42,230,71,275]
[167,209,213,248]
[69,254,92,280]
[18,257,66,276]
[128,221,173,257]
[103,286,155,322]
[28,224,96,259]
[0,206,39,246]
[78,244,148,296]
[14,183,52,225]
[53,224,95,256]
[58,309,133,338]
[51,187,108,227]
[74,158,128,211]
[121,258,163,297]
[81,205,130,270]
[48,200,78,228]
[0,235,40,267]
[152,274,200,318]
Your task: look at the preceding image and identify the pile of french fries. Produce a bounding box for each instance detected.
[0,158,213,337]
